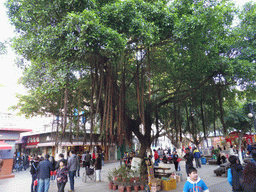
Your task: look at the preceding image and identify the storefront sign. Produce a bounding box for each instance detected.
[27,135,40,145]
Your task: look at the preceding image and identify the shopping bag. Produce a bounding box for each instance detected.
[34,179,38,186]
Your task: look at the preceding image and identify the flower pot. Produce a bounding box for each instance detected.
[126,185,132,192]
[140,184,145,190]
[108,182,113,190]
[113,184,118,190]
[114,176,122,182]
[118,185,125,192]
[134,185,139,192]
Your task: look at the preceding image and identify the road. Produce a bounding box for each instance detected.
[0,160,232,192]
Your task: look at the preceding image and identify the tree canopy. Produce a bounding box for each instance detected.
[5,0,256,156]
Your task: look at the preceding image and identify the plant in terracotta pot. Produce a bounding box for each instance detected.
[107,172,114,190]
[133,182,140,192]
[125,174,133,192]
[112,168,120,182]
[117,177,125,192]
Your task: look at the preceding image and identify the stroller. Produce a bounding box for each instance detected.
[82,167,95,182]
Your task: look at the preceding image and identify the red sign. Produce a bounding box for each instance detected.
[27,135,40,145]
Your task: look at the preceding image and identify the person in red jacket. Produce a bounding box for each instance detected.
[153,149,159,166]
[92,151,96,165]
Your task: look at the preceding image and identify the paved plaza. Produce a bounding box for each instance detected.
[0,160,232,192]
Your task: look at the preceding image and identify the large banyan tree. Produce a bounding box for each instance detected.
[7,0,256,157]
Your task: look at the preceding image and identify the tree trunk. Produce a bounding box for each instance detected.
[238,131,244,164]
[200,99,206,140]
[218,83,226,135]
[62,84,68,135]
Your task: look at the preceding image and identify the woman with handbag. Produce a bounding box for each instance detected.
[56,159,68,192]
[30,156,39,192]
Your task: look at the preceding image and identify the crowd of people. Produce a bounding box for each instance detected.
[14,149,105,192]
[227,144,256,192]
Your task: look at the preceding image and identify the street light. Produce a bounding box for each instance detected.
[248,103,256,131]
[248,113,254,118]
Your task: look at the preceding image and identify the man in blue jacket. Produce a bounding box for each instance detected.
[37,154,53,192]
[193,148,201,168]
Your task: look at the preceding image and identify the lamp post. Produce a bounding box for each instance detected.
[248,103,256,132]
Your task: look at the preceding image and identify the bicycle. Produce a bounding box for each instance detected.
[82,167,95,182]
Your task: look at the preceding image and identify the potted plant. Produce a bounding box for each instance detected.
[133,182,140,192]
[107,172,114,190]
[112,168,120,182]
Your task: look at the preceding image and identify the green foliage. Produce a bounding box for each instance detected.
[4,0,256,151]
[0,42,7,55]
[224,103,252,133]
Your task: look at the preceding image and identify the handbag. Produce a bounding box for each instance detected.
[53,170,57,175]
[50,171,53,176]
[34,179,38,186]
[177,158,182,162]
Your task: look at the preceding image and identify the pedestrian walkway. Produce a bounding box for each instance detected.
[0,160,232,192]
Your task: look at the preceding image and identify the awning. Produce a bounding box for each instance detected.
[60,142,84,146]
[37,142,55,147]
[25,145,38,149]
[0,141,12,150]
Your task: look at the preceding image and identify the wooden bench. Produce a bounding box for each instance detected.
[208,160,218,165]
[214,162,230,176]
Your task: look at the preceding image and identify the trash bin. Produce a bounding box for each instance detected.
[201,157,206,165]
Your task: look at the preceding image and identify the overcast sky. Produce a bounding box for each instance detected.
[0,0,255,114]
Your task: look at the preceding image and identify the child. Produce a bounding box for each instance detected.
[56,159,68,192]
[227,155,243,192]
[183,167,209,192]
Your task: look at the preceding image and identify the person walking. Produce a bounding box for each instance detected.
[92,151,96,165]
[37,154,53,192]
[82,151,86,168]
[83,151,91,169]
[56,159,68,192]
[49,156,56,182]
[227,155,244,192]
[55,154,66,170]
[193,148,201,168]
[183,148,194,176]
[76,154,81,178]
[242,162,256,191]
[94,153,102,182]
[172,151,179,172]
[30,156,39,192]
[153,149,160,166]
[101,151,105,166]
[67,150,79,192]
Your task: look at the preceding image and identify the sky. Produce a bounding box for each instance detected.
[0,0,255,115]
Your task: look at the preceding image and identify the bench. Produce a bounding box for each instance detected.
[208,160,218,165]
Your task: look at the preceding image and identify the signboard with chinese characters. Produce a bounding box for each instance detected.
[27,135,40,145]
